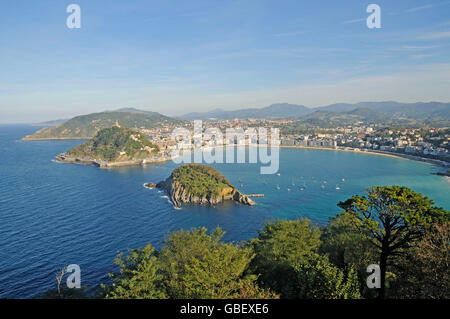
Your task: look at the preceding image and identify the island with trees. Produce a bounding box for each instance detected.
[145,164,256,208]
[55,126,162,167]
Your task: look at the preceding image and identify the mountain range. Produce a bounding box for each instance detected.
[24,102,449,140]
[180,101,450,121]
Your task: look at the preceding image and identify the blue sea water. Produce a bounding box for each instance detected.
[0,124,449,298]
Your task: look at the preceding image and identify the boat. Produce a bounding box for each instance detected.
[276,185,280,190]
[336,185,340,190]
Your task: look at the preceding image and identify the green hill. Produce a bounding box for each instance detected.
[24,110,184,140]
[152,164,255,207]
[63,126,160,162]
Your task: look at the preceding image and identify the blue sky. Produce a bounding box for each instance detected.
[1,0,450,122]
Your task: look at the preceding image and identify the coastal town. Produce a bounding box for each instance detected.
[134,118,450,167]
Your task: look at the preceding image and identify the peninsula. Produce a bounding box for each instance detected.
[55,126,163,168]
[145,164,256,208]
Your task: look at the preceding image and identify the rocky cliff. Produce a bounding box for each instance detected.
[145,164,255,208]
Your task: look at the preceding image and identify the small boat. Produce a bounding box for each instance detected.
[277,173,281,176]
[276,185,280,190]
[341,178,345,182]
[287,188,291,192]
[321,184,325,189]
[336,185,340,190]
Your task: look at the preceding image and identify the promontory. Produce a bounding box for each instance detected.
[145,164,256,208]
[55,126,162,167]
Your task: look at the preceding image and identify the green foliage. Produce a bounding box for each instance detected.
[97,186,447,300]
[249,219,360,298]
[27,111,184,139]
[171,164,234,197]
[67,126,159,162]
[338,185,449,298]
[320,212,378,298]
[293,254,361,299]
[159,227,275,299]
[103,227,276,299]
[104,244,167,299]
[390,222,450,299]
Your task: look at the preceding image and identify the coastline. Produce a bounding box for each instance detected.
[52,145,449,170]
[22,136,90,141]
[54,154,173,168]
[278,145,450,168]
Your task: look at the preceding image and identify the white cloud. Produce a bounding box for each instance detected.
[343,18,365,24]
[417,31,450,40]
[406,1,450,13]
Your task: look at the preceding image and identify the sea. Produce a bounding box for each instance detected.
[0,124,449,298]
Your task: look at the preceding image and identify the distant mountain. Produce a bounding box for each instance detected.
[316,101,450,120]
[181,103,311,120]
[23,109,184,140]
[180,101,450,121]
[298,107,391,127]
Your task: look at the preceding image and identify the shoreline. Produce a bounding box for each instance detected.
[54,154,173,168]
[278,145,450,168]
[23,137,90,141]
[52,145,449,170]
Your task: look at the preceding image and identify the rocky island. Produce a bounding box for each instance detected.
[55,126,162,168]
[145,164,256,208]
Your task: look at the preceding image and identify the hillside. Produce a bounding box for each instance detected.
[24,110,183,140]
[180,101,450,123]
[57,126,160,164]
[148,164,255,207]
[181,103,311,120]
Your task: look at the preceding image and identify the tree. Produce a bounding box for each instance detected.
[320,211,378,298]
[392,222,449,298]
[159,227,275,299]
[104,244,167,299]
[250,219,360,298]
[294,255,361,299]
[338,185,449,298]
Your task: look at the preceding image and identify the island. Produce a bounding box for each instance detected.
[145,164,256,208]
[55,126,164,167]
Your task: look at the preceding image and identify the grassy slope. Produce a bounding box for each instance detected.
[171,164,235,197]
[25,111,183,139]
[66,126,159,162]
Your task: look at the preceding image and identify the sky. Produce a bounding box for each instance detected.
[1,0,450,123]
